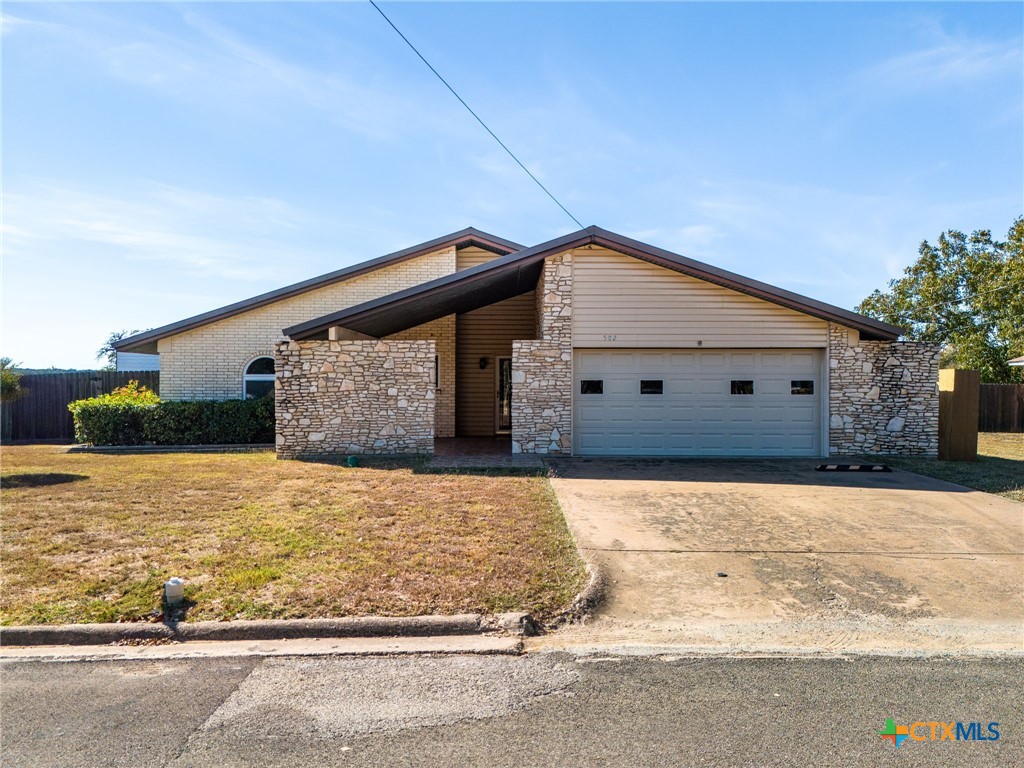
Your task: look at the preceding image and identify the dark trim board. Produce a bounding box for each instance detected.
[285,227,904,341]
[113,228,523,353]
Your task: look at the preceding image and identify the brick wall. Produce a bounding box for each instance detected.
[828,324,940,456]
[158,248,456,400]
[512,251,573,454]
[275,340,435,458]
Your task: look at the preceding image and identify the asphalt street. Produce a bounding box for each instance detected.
[2,652,1020,767]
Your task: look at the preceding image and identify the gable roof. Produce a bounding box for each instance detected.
[113,228,522,353]
[284,226,905,341]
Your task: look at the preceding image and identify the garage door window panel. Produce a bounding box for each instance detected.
[580,380,604,395]
[791,380,815,395]
[731,380,754,395]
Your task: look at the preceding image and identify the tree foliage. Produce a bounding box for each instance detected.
[1,357,28,403]
[857,217,1024,383]
[96,330,142,370]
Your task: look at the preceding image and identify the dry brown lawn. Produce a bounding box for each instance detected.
[0,446,587,626]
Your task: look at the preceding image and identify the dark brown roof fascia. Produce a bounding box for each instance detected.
[283,229,592,339]
[113,228,523,353]
[584,228,904,340]
[284,226,903,341]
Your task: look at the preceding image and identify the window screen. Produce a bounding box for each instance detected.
[730,380,754,395]
[580,380,603,395]
[640,380,663,394]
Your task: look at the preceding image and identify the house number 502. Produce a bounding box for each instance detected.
[603,334,617,341]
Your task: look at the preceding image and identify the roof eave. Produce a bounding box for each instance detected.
[283,226,904,342]
[585,228,904,340]
[283,229,594,339]
[112,228,523,352]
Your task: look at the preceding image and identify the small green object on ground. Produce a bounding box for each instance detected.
[346,455,359,467]
[0,446,586,626]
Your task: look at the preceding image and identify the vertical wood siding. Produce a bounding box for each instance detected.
[572,247,828,348]
[456,293,536,436]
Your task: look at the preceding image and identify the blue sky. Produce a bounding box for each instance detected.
[3,1,1021,368]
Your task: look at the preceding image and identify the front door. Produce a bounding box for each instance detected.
[496,357,513,432]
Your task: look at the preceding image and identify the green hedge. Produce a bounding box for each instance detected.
[68,381,160,445]
[70,385,274,446]
[142,398,275,445]
[69,402,152,445]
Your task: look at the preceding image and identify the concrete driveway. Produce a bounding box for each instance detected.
[537,459,1024,654]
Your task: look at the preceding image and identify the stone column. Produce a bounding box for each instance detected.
[827,324,939,456]
[512,251,573,454]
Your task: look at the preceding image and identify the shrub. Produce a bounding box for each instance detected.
[142,397,274,445]
[1,357,27,403]
[69,384,275,446]
[68,380,160,445]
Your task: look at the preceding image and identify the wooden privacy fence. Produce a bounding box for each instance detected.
[1,371,160,442]
[979,384,1023,433]
[939,369,979,460]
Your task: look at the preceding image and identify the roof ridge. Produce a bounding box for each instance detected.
[114,228,522,352]
[285,226,903,341]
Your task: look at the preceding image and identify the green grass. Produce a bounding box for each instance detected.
[882,433,1024,502]
[1,446,587,625]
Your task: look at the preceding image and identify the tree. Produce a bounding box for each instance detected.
[1,358,28,403]
[857,217,1024,383]
[96,330,141,371]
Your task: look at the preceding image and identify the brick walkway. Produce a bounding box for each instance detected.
[430,438,544,469]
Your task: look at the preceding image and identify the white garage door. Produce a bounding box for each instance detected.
[574,349,823,456]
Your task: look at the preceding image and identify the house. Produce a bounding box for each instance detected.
[115,351,160,372]
[113,226,939,458]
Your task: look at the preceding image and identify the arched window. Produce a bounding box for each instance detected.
[243,357,275,400]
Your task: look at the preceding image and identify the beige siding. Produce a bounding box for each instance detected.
[572,247,828,348]
[158,247,457,401]
[456,245,501,271]
[456,293,536,436]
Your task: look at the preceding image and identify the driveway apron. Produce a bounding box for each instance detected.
[539,459,1024,654]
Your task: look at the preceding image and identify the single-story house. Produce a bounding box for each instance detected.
[115,351,160,372]
[113,226,939,458]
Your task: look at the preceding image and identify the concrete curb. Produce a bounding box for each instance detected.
[0,614,490,647]
[67,444,274,454]
[547,561,607,629]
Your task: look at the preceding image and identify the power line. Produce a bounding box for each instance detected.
[368,0,585,230]
[910,283,1017,314]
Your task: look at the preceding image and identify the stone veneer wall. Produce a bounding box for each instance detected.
[276,339,435,458]
[512,251,573,454]
[828,324,939,456]
[387,316,455,438]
